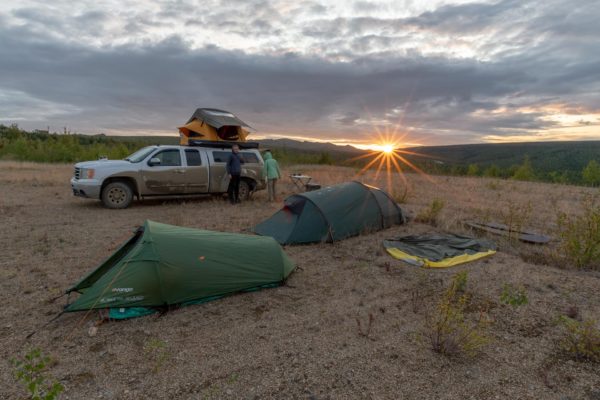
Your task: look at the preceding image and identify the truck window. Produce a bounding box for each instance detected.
[240,152,259,164]
[212,151,259,163]
[212,151,230,163]
[126,146,155,163]
[152,149,181,166]
[212,150,259,163]
[185,149,202,166]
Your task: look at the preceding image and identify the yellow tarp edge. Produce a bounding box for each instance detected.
[385,248,496,268]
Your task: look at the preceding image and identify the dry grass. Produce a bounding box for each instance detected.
[1,161,600,399]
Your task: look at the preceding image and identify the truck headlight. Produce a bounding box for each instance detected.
[80,168,95,179]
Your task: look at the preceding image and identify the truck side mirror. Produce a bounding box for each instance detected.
[148,157,161,166]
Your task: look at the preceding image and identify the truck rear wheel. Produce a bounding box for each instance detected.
[239,180,251,201]
[101,181,133,209]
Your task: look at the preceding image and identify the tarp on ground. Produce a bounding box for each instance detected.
[383,233,496,268]
[464,220,552,244]
[178,108,251,145]
[65,220,295,318]
[253,181,406,244]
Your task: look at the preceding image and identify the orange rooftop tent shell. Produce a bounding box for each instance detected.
[178,108,252,145]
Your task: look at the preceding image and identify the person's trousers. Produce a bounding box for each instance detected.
[228,174,241,203]
[267,178,277,201]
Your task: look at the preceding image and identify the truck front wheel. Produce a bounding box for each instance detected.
[101,181,133,209]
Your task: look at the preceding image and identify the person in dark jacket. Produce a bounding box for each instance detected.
[226,144,244,204]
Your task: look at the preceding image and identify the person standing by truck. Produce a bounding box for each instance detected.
[226,144,244,204]
[263,150,281,202]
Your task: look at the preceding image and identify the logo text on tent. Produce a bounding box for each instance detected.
[112,287,133,293]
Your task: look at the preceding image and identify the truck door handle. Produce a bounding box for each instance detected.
[175,169,186,174]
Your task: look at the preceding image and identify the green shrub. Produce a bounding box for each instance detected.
[451,271,468,294]
[483,164,501,177]
[557,196,600,269]
[559,316,600,362]
[424,272,488,357]
[144,338,170,373]
[512,156,536,181]
[11,348,64,400]
[467,164,480,176]
[582,160,600,187]
[416,198,445,225]
[499,284,528,306]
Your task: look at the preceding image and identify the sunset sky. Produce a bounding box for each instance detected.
[1,0,599,148]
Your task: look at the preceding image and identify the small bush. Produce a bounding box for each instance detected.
[416,198,445,225]
[11,348,64,400]
[512,156,536,181]
[557,196,600,269]
[356,313,375,338]
[451,271,468,294]
[559,316,600,362]
[392,186,409,204]
[424,272,488,357]
[500,284,528,306]
[501,200,532,243]
[144,338,170,373]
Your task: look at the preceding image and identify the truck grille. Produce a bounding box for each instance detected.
[74,167,81,180]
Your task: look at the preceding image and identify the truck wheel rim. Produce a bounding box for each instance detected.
[240,185,248,198]
[108,188,126,204]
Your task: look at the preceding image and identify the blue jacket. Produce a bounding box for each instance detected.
[226,152,243,175]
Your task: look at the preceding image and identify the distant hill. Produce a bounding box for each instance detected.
[110,135,180,145]
[258,138,361,154]
[75,135,600,179]
[406,141,600,167]
[403,141,600,175]
[1,124,598,185]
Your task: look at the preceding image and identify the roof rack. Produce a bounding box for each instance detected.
[188,140,260,149]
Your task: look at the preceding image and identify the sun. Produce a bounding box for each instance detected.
[347,129,434,193]
[381,144,394,154]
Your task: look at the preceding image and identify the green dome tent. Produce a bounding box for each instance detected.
[253,181,406,245]
[65,220,295,319]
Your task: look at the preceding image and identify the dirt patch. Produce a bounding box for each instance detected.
[1,161,599,399]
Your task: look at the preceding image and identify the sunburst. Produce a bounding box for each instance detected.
[348,128,435,194]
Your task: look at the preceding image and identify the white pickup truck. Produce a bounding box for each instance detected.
[71,144,265,208]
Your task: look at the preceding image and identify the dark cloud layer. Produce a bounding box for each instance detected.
[1,0,599,144]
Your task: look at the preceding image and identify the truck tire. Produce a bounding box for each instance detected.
[239,180,251,201]
[101,181,133,209]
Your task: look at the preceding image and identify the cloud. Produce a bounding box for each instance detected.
[0,0,598,144]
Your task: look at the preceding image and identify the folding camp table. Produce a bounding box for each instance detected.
[289,174,321,192]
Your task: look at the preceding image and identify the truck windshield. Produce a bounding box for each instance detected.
[125,147,155,163]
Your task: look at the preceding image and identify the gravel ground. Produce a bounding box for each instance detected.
[1,161,599,399]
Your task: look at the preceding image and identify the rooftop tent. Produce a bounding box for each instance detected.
[253,181,406,245]
[65,220,295,318]
[178,108,252,145]
[383,233,496,268]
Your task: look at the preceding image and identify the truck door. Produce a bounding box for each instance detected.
[184,148,209,193]
[141,148,188,194]
[209,150,231,193]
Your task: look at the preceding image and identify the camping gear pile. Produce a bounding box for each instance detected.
[56,107,520,322]
[62,180,515,320]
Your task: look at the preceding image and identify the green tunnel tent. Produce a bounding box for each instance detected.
[253,181,406,245]
[65,220,295,319]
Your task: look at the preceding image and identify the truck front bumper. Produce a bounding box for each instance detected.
[71,178,101,199]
